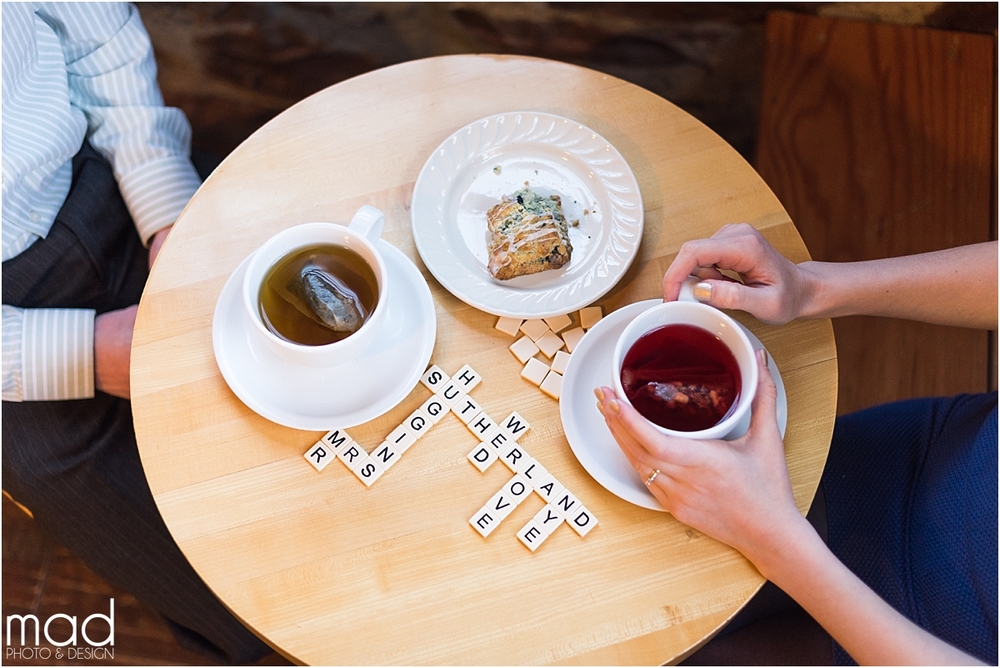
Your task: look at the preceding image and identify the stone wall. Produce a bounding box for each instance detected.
[139,2,996,160]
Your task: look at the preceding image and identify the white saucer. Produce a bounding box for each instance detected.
[411,111,643,318]
[560,300,787,511]
[212,240,436,431]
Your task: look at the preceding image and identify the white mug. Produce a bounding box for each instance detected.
[611,278,758,440]
[243,205,387,367]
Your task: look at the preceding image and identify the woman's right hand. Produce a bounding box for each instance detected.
[662,223,814,325]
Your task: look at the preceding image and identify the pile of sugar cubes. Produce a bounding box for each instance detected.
[304,363,597,552]
[496,306,604,400]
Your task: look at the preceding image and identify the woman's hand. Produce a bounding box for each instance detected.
[595,350,808,563]
[662,223,814,326]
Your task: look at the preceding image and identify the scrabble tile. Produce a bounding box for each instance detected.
[337,443,367,470]
[304,441,335,472]
[535,330,565,358]
[521,357,549,386]
[404,409,432,439]
[579,306,604,330]
[467,444,498,472]
[352,457,385,487]
[509,336,540,364]
[420,365,450,392]
[551,350,571,375]
[531,504,565,536]
[370,442,401,470]
[568,505,599,537]
[534,474,564,503]
[519,318,550,342]
[498,442,529,473]
[467,411,499,440]
[561,326,586,353]
[543,313,573,334]
[470,507,501,537]
[502,474,533,506]
[452,364,483,393]
[485,489,517,520]
[435,380,467,407]
[495,316,523,337]
[519,459,548,485]
[498,411,531,441]
[516,520,548,552]
[387,423,418,454]
[539,370,563,399]
[452,395,483,425]
[483,426,510,451]
[419,395,448,424]
[551,489,582,519]
[320,428,353,452]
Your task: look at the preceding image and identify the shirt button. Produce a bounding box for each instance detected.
[29,210,41,222]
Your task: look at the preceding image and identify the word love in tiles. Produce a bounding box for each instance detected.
[302,364,483,486]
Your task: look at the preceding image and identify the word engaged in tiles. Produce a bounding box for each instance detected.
[303,364,597,553]
[497,306,604,401]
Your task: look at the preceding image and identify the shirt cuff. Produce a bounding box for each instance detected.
[118,154,201,246]
[20,309,96,401]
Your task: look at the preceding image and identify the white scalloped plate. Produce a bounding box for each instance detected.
[411,112,644,318]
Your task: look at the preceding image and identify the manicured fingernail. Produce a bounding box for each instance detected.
[693,282,713,303]
[596,401,605,415]
[757,348,769,367]
[594,387,604,402]
[608,399,620,414]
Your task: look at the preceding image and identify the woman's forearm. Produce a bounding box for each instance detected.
[748,518,983,665]
[797,241,997,329]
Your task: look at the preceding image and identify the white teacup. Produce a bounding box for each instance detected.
[243,205,387,367]
[611,279,758,440]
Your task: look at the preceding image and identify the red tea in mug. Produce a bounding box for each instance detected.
[620,324,741,432]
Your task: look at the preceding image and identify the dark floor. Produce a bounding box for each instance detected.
[1,496,291,666]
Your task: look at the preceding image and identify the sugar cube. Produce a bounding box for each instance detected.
[551,350,571,374]
[561,326,586,353]
[535,330,565,358]
[495,316,524,337]
[543,313,573,333]
[521,358,549,386]
[539,370,563,399]
[509,336,540,364]
[519,319,550,342]
[579,306,603,330]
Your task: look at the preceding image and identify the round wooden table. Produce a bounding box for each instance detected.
[132,55,837,665]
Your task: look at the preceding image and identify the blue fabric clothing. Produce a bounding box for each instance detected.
[823,392,998,664]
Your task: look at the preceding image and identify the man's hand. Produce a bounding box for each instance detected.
[148,225,172,270]
[94,305,137,399]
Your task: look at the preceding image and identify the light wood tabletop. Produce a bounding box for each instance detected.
[131,54,837,665]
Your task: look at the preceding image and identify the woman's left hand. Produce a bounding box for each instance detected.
[595,349,806,564]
